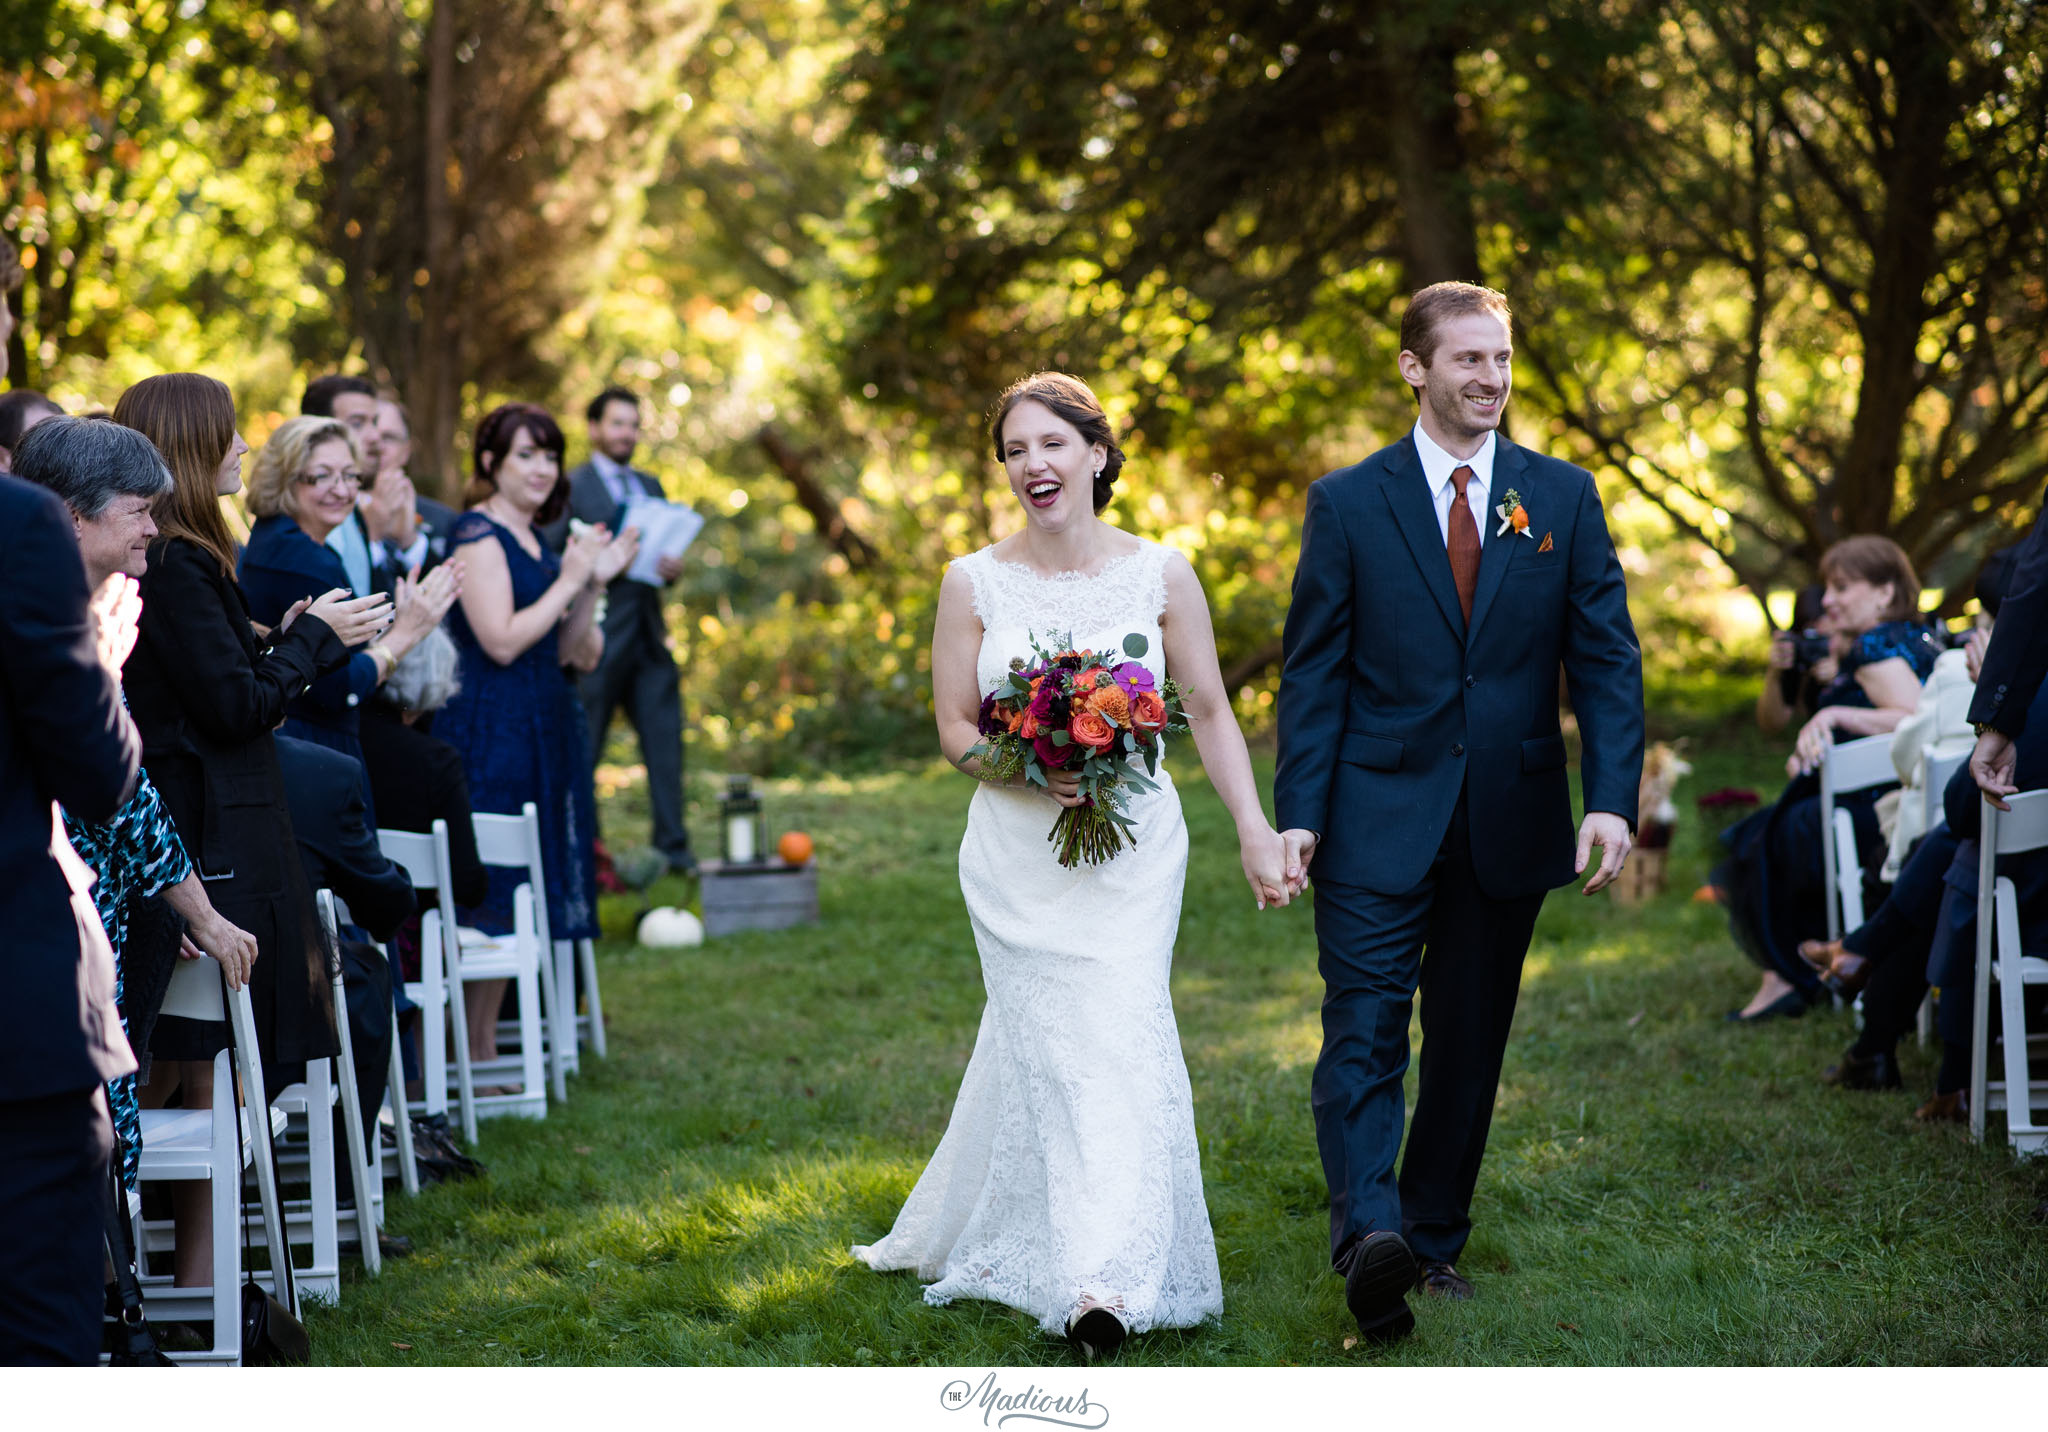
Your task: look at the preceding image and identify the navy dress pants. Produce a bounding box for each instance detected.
[0,1085,111,1365]
[1310,793,1544,1268]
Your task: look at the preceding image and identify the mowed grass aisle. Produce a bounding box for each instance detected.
[309,745,2048,1365]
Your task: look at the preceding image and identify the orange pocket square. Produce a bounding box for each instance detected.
[1537,532,1554,553]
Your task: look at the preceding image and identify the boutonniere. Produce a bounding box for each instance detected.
[1495,489,1534,539]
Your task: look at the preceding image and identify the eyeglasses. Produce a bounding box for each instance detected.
[297,469,365,492]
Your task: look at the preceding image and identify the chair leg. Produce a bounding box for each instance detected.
[447,977,479,1146]
[305,1062,340,1300]
[210,1050,241,1365]
[579,937,607,1058]
[387,1017,419,1197]
[537,936,567,1104]
[552,937,581,1079]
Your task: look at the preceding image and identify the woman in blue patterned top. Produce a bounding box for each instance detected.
[10,417,260,1191]
[1716,536,1941,1022]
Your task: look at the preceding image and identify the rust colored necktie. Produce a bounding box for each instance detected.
[1447,464,1481,624]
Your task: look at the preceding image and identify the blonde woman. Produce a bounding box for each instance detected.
[239,415,460,822]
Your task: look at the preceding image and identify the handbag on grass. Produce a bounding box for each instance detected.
[219,967,310,1366]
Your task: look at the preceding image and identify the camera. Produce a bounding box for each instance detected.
[1789,628,1831,670]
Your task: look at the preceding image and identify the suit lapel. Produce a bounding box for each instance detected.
[1378,439,1468,639]
[1465,438,1527,643]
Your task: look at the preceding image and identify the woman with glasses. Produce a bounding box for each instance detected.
[240,416,461,816]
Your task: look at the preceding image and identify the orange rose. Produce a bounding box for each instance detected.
[1070,709,1117,752]
[1129,689,1167,736]
[1019,705,1040,740]
[1073,667,1110,695]
[1003,704,1026,734]
[1511,505,1529,532]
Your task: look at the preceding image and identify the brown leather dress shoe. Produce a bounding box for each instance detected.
[1913,1089,1968,1123]
[1414,1260,1473,1301]
[1797,938,1842,972]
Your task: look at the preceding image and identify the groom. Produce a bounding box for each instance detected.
[1274,282,1644,1343]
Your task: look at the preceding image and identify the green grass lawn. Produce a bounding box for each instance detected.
[306,738,2048,1365]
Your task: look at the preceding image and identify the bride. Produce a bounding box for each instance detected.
[853,373,1293,1360]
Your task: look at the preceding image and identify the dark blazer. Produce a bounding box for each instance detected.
[123,537,348,1063]
[275,735,416,944]
[358,705,490,910]
[238,513,380,742]
[539,459,669,656]
[370,495,460,591]
[1969,504,2048,738]
[0,476,142,1099]
[1275,434,1645,898]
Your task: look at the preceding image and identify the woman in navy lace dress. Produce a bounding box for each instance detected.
[433,403,637,1067]
[1715,537,1940,1023]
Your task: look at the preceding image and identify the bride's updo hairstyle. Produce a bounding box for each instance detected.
[989,372,1126,513]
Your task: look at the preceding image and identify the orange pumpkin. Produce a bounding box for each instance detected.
[778,830,815,866]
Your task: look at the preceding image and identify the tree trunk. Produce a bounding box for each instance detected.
[410,0,461,500]
[1379,35,1482,288]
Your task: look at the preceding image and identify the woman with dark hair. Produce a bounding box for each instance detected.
[111,372,389,1284]
[853,373,1287,1359]
[432,402,635,1068]
[237,415,460,810]
[1715,535,1942,1023]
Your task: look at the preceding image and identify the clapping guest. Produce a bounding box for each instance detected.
[435,403,635,1068]
[1714,536,1941,1022]
[300,375,385,595]
[11,418,262,1203]
[238,416,461,815]
[365,396,457,584]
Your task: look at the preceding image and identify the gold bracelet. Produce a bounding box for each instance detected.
[367,643,394,678]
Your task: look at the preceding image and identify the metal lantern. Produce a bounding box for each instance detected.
[719,774,766,865]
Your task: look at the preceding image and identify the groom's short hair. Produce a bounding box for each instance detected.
[1399,282,1513,394]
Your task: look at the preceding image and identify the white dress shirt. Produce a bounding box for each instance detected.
[1411,422,1497,549]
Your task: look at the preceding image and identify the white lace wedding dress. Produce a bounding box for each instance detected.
[852,540,1223,1336]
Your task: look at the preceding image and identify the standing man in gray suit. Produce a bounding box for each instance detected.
[540,387,697,874]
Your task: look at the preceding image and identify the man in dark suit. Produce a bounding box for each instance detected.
[1275,282,1644,1344]
[0,472,144,1364]
[540,386,696,874]
[368,395,456,584]
[1971,505,2048,806]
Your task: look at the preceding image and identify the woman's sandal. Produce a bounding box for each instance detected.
[1065,1301,1129,1363]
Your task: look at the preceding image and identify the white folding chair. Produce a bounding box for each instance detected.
[1913,747,1972,1045]
[465,803,565,1113]
[1820,732,1899,941]
[1969,791,2048,1157]
[134,955,295,1364]
[304,890,389,1273]
[378,820,479,1147]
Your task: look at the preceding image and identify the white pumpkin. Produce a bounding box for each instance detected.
[637,906,704,948]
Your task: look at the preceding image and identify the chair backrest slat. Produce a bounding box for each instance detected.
[1825,734,1896,794]
[377,825,442,887]
[1925,748,1969,828]
[1989,789,2048,856]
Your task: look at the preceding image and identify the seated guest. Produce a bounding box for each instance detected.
[12,418,262,1207]
[434,403,634,1066]
[238,416,459,812]
[112,375,385,1284]
[359,629,489,912]
[0,456,141,1365]
[273,735,413,1227]
[0,387,62,472]
[1756,583,1831,736]
[1714,536,1941,1022]
[301,375,385,595]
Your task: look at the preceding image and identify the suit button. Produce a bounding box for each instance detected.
[1451,743,1465,757]
[1465,675,1476,688]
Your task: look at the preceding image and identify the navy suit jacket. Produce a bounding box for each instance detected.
[275,735,415,944]
[1968,503,2048,738]
[0,476,142,1100]
[239,513,380,739]
[1275,434,1645,898]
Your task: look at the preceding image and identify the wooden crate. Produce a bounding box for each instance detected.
[701,858,819,936]
[1610,846,1669,906]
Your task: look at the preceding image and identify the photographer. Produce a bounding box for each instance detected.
[1757,584,1832,734]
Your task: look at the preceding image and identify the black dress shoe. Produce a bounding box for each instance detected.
[667,850,701,878]
[378,1231,414,1259]
[1725,988,1808,1024]
[1065,1305,1127,1363]
[1341,1232,1417,1343]
[1821,1048,1902,1090]
[1414,1259,1473,1301]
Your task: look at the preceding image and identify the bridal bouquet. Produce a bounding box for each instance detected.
[968,632,1191,867]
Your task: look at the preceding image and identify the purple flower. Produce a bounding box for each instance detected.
[977,692,1005,736]
[1111,661,1156,697]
